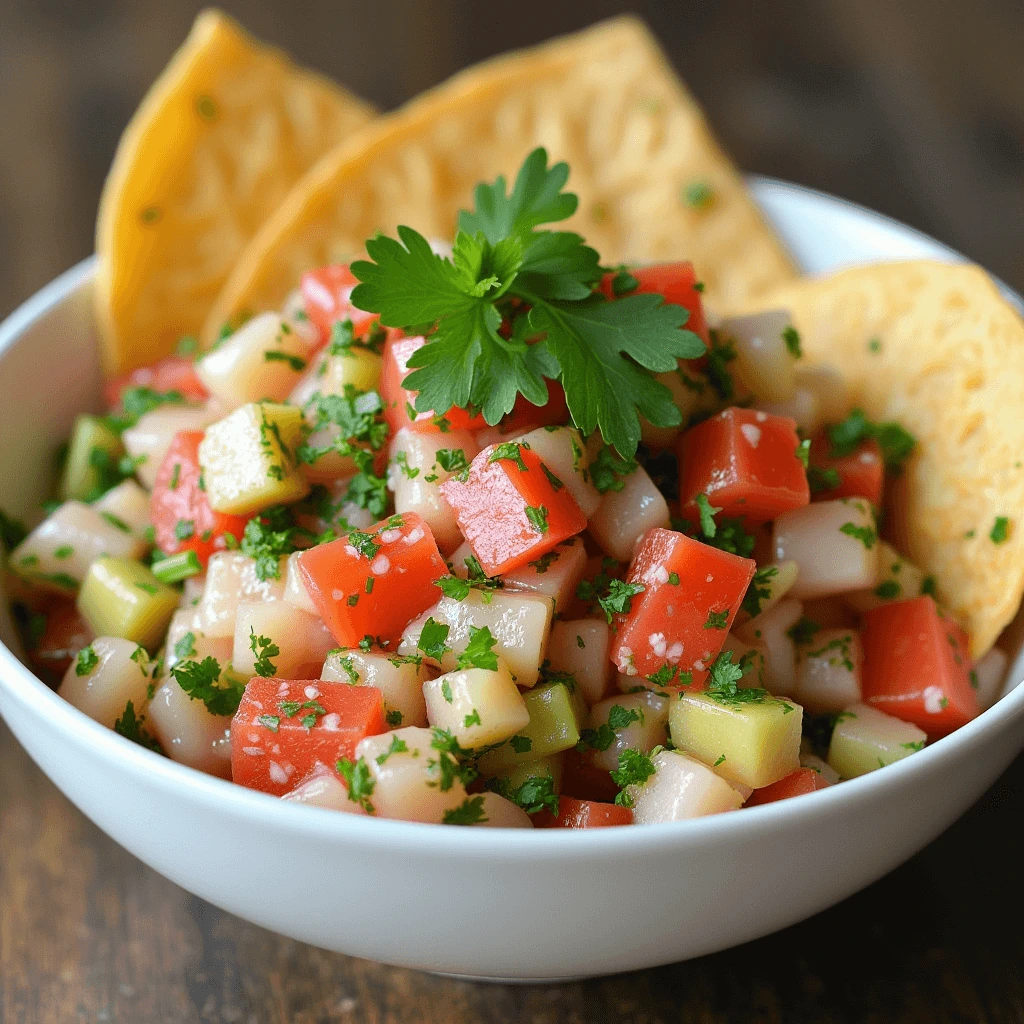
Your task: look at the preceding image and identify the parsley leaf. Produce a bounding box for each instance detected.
[741,565,778,619]
[113,700,162,753]
[350,149,704,457]
[336,757,376,813]
[456,625,499,671]
[443,795,488,825]
[239,507,296,581]
[524,504,549,535]
[249,628,280,677]
[75,644,99,677]
[696,493,722,537]
[991,516,1011,544]
[171,657,243,716]
[596,579,645,623]
[610,748,657,806]
[418,617,451,661]
[588,444,637,494]
[827,409,915,469]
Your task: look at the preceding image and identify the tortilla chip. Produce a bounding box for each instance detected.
[202,16,795,344]
[95,9,375,374]
[730,260,1024,657]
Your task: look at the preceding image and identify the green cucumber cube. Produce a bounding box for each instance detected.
[60,415,124,502]
[77,556,179,650]
[827,703,927,778]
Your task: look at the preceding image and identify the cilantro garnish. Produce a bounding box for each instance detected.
[741,565,778,619]
[683,181,715,210]
[249,628,280,678]
[840,522,877,549]
[437,563,502,603]
[807,466,841,494]
[443,795,488,825]
[113,700,162,753]
[991,516,1011,544]
[782,325,802,359]
[920,575,937,597]
[524,504,549,535]
[435,448,470,475]
[174,631,196,660]
[456,625,499,671]
[827,409,915,470]
[348,529,381,561]
[349,148,704,458]
[577,704,643,752]
[375,733,409,765]
[239,506,296,581]
[171,657,243,716]
[428,728,478,791]
[489,442,529,472]
[704,609,729,630]
[874,580,901,599]
[705,651,770,706]
[705,331,737,401]
[588,444,637,494]
[695,493,722,538]
[263,350,306,371]
[488,772,558,815]
[336,757,376,813]
[75,644,99,677]
[105,386,185,433]
[787,617,821,644]
[610,748,657,807]
[795,438,811,469]
[418,617,451,661]
[510,735,532,754]
[595,579,645,623]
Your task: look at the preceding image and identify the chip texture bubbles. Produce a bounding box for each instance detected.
[203,16,795,344]
[730,260,1024,658]
[95,8,374,374]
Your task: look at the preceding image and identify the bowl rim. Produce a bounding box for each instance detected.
[2,178,1023,860]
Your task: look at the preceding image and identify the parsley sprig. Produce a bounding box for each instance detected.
[350,148,705,457]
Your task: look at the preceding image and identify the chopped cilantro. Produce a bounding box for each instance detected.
[463,709,482,728]
[577,704,643,752]
[239,507,296,580]
[349,148,704,458]
[263,350,307,371]
[795,437,811,469]
[249,628,280,677]
[75,645,99,677]
[782,325,802,359]
[595,579,645,623]
[704,609,729,630]
[348,529,381,561]
[171,657,243,716]
[787,617,821,645]
[393,450,420,479]
[375,734,409,765]
[827,409,915,470]
[696,493,722,538]
[874,580,901,599]
[610,748,657,806]
[840,521,876,549]
[588,444,637,494]
[435,448,470,475]
[683,180,715,209]
[991,517,1011,544]
[418,617,451,661]
[920,575,937,598]
[336,757,376,813]
[113,700,162,753]
[456,625,499,671]
[741,565,778,619]
[489,442,529,472]
[807,466,841,494]
[443,795,488,825]
[174,631,196,660]
[509,735,533,754]
[524,504,549,535]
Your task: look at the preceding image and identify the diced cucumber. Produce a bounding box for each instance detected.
[827,703,927,778]
[475,681,583,775]
[478,754,564,801]
[198,402,309,515]
[77,556,179,650]
[60,415,124,502]
[669,691,803,789]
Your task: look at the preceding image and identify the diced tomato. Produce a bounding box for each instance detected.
[297,511,447,647]
[599,261,709,344]
[611,527,755,679]
[746,767,831,806]
[380,332,488,435]
[150,431,250,566]
[25,600,92,682]
[534,795,633,828]
[861,596,977,735]
[677,407,810,521]
[500,380,570,434]
[300,264,379,344]
[808,433,884,506]
[103,355,208,409]
[231,678,386,796]
[440,443,586,576]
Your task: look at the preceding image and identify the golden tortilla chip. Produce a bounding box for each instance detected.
[95,9,374,374]
[202,16,795,344]
[732,260,1024,657]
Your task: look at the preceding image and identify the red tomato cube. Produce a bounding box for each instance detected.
[231,678,386,796]
[297,511,447,647]
[809,433,884,506]
[500,380,570,433]
[26,599,92,683]
[560,748,621,803]
[599,261,709,343]
[534,795,634,828]
[440,442,587,576]
[103,355,208,409]
[380,332,488,435]
[611,527,755,679]
[677,407,810,521]
[300,264,379,344]
[861,596,977,735]
[746,766,831,806]
[150,431,250,565]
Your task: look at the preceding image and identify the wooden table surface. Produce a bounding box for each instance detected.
[3,0,1024,1020]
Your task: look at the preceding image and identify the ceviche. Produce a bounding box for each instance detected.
[2,145,1011,830]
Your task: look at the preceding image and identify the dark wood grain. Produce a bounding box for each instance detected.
[2,1,1024,1021]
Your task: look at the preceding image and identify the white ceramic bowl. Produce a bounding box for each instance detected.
[2,179,1022,982]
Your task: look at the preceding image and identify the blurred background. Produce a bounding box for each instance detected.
[2,0,1024,322]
